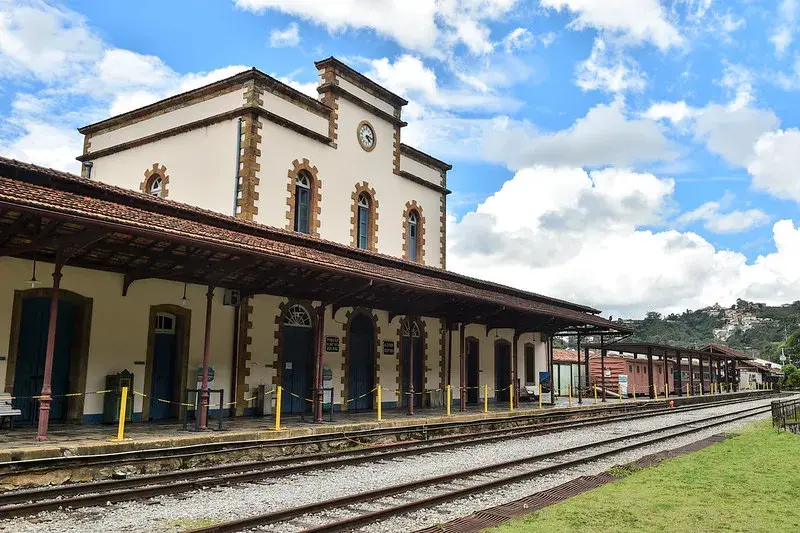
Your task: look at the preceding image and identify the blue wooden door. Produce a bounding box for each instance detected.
[14,298,76,423]
[467,339,479,404]
[400,337,423,407]
[150,332,177,420]
[348,315,374,411]
[282,326,313,413]
[495,343,511,402]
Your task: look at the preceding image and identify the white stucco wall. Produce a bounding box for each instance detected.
[260,91,329,137]
[90,119,240,216]
[88,89,246,151]
[334,77,397,116]
[399,155,443,186]
[0,257,235,419]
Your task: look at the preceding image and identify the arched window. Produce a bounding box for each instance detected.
[284,304,312,327]
[408,210,419,262]
[357,193,370,249]
[148,175,163,197]
[294,171,311,234]
[401,319,421,338]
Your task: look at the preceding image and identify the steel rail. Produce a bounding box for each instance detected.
[0,396,768,514]
[185,405,770,533]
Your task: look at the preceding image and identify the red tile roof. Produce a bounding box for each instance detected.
[0,157,631,333]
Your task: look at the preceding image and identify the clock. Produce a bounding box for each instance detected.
[357,121,376,152]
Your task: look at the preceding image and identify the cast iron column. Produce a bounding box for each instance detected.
[600,346,607,402]
[512,330,520,408]
[699,354,705,393]
[407,316,414,416]
[314,305,325,423]
[549,335,555,405]
[663,354,669,396]
[199,285,214,430]
[584,346,590,396]
[688,354,695,395]
[459,324,466,412]
[576,334,582,404]
[647,346,655,399]
[36,262,64,441]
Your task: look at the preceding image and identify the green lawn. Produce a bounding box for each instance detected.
[487,422,800,533]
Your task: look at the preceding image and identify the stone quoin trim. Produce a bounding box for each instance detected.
[237,81,263,221]
[341,308,381,411]
[402,200,426,264]
[395,316,429,406]
[440,174,447,269]
[140,163,169,198]
[319,66,339,148]
[393,125,401,173]
[234,297,254,415]
[350,182,379,251]
[286,159,322,236]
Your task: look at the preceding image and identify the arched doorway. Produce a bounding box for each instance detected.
[466,337,479,404]
[150,312,178,420]
[13,298,77,423]
[281,304,314,414]
[495,340,511,402]
[400,319,423,408]
[348,313,375,411]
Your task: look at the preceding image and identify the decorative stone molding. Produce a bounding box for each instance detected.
[393,125,401,173]
[439,170,447,268]
[237,113,262,220]
[401,200,426,264]
[272,299,318,389]
[286,159,323,236]
[349,182,379,251]
[140,163,169,198]
[340,308,381,411]
[395,316,429,406]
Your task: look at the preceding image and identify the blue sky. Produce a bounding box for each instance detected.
[2,0,800,318]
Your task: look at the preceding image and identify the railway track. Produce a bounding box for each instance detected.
[0,396,771,519]
[184,403,771,533]
[0,391,775,475]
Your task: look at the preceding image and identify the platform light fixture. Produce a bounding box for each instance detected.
[27,256,40,289]
[180,282,189,307]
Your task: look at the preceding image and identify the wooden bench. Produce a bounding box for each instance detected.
[0,393,22,429]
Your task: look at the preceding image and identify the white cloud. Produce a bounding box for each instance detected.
[575,38,646,93]
[269,22,300,47]
[692,104,780,167]
[540,0,684,50]
[748,128,800,203]
[501,27,534,52]
[643,100,697,124]
[235,0,519,57]
[448,166,800,317]
[678,194,771,233]
[771,0,798,57]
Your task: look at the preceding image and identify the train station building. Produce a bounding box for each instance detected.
[0,58,631,439]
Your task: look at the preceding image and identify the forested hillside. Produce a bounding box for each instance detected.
[616,300,800,362]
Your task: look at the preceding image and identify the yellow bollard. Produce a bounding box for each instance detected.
[686,383,690,397]
[484,384,489,413]
[665,385,669,400]
[113,386,128,441]
[446,385,451,416]
[593,385,598,405]
[700,384,703,397]
[509,384,514,411]
[632,383,636,401]
[568,384,572,408]
[377,385,382,422]
[274,386,282,431]
[538,383,543,409]
[653,384,658,400]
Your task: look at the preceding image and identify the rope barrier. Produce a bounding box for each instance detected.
[10,389,112,401]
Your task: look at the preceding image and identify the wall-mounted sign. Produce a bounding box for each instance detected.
[325,336,340,352]
[196,366,215,382]
[285,362,293,370]
[383,341,395,355]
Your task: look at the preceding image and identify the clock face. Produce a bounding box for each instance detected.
[358,122,375,151]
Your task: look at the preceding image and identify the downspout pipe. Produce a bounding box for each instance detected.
[230,118,243,417]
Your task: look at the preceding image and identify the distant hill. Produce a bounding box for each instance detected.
[616,299,800,362]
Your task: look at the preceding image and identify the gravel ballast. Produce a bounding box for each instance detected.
[0,396,780,533]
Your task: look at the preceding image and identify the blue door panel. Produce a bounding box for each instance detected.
[282,326,313,414]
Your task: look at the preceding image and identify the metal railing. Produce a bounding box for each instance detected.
[771,397,800,433]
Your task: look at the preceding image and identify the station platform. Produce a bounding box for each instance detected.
[0,390,775,464]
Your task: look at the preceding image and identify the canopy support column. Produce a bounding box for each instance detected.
[663,354,669,396]
[647,346,655,399]
[35,261,64,441]
[313,305,325,423]
[407,316,415,416]
[199,285,214,430]
[576,334,582,404]
[459,323,466,412]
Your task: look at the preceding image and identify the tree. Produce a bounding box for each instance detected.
[782,364,800,388]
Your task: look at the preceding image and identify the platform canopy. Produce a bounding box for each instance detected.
[701,343,750,361]
[0,157,631,336]
[584,341,745,361]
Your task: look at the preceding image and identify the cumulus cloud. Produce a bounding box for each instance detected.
[748,128,800,203]
[539,0,684,50]
[575,38,647,93]
[643,100,697,124]
[235,0,519,57]
[448,166,800,317]
[269,22,300,47]
[678,193,771,233]
[770,0,798,57]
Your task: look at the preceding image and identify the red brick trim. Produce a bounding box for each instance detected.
[140,163,169,198]
[402,200,425,264]
[349,182,379,251]
[341,308,381,411]
[286,159,322,236]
